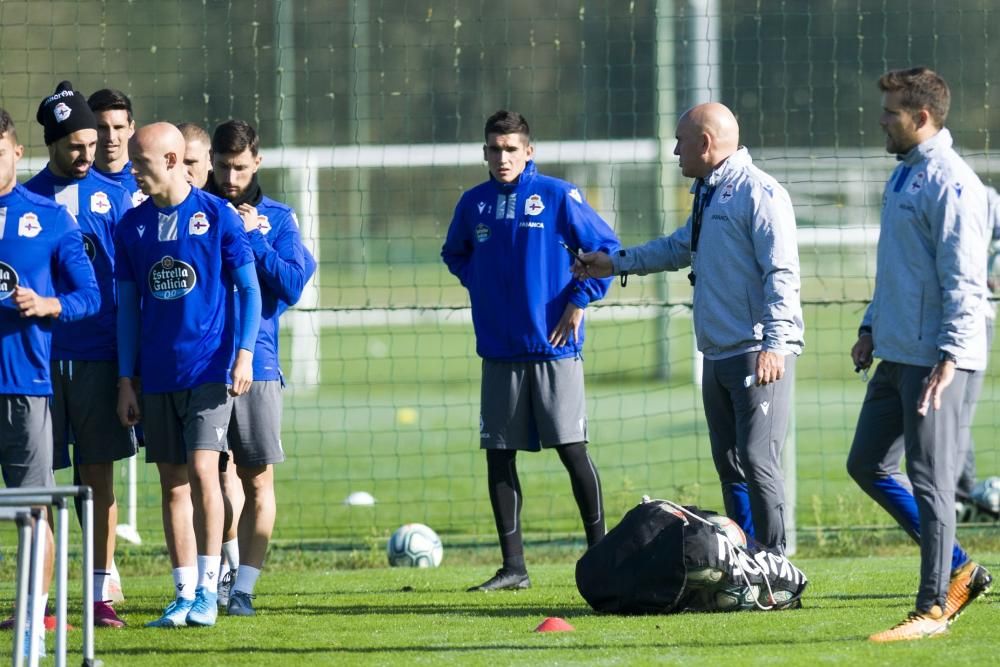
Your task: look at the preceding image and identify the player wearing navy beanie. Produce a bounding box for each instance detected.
[26,80,135,629]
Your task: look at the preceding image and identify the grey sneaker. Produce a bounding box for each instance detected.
[217,569,237,608]
[227,591,256,617]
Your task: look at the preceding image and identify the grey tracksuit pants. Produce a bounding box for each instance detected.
[702,352,795,552]
[847,360,969,611]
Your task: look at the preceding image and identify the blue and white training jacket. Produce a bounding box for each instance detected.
[24,166,132,362]
[0,184,100,395]
[442,161,619,362]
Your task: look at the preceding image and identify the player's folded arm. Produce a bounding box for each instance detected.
[248,222,308,305]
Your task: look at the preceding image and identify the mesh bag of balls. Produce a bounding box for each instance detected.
[576,497,808,615]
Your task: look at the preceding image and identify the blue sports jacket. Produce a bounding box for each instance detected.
[442,161,619,361]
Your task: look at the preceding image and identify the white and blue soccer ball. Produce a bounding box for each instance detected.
[387,523,443,568]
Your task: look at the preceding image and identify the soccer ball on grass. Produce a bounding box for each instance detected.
[387,523,443,568]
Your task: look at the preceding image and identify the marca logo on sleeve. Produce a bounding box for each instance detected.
[0,261,19,300]
[90,191,111,214]
[189,212,210,236]
[18,213,42,238]
[148,255,197,300]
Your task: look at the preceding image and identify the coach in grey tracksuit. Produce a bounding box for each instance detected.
[848,68,989,624]
[574,102,804,552]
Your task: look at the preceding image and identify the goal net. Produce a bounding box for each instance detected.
[1,0,998,552]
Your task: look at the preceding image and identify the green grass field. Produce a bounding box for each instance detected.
[3,260,999,665]
[1,554,998,666]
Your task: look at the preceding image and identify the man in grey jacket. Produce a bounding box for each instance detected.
[848,67,992,643]
[573,102,804,553]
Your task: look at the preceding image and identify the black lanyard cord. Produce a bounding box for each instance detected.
[688,179,715,286]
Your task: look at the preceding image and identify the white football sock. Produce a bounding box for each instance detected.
[172,566,197,600]
[93,570,110,602]
[233,565,261,596]
[220,539,240,576]
[197,555,221,593]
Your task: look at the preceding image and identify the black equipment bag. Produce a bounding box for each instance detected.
[576,498,808,614]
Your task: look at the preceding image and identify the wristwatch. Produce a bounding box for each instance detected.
[938,350,958,364]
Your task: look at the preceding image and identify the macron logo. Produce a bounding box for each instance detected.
[215,427,226,442]
[760,401,770,416]
[137,225,145,238]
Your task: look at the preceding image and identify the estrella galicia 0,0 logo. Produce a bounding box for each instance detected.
[148,255,197,300]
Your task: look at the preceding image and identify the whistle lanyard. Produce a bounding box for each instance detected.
[688,179,716,286]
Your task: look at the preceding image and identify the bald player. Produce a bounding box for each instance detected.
[114,122,261,628]
[177,120,247,595]
[573,102,804,553]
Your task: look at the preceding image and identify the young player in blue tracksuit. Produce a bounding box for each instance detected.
[443,161,616,361]
[24,81,136,628]
[203,119,315,616]
[0,108,99,648]
[115,122,261,629]
[443,110,619,592]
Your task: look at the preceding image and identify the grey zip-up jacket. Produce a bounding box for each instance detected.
[862,128,989,371]
[611,148,804,360]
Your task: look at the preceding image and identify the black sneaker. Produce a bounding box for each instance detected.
[467,568,531,592]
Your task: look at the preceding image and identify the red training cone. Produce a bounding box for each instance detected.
[534,617,575,633]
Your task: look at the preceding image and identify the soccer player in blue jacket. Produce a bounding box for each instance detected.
[443,110,619,591]
[205,120,314,615]
[24,81,135,628]
[0,107,99,648]
[88,88,147,207]
[115,122,261,628]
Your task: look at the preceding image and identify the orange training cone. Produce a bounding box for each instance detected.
[534,617,575,632]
